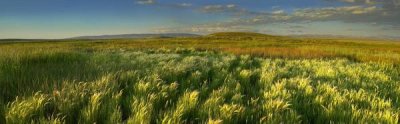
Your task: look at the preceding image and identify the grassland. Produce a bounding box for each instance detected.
[0,32,400,123]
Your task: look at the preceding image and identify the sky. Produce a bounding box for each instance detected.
[0,0,399,39]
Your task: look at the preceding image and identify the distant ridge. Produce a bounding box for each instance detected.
[206,32,400,41]
[207,32,275,37]
[1,32,398,41]
[69,33,201,39]
[288,34,400,41]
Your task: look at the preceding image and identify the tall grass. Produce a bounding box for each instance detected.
[1,38,400,123]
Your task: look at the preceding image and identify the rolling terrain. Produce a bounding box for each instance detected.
[69,33,201,39]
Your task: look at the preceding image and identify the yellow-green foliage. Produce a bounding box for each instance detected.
[162,90,199,123]
[0,45,400,123]
[127,97,153,124]
[5,93,49,123]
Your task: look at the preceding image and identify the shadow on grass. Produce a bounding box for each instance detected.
[0,51,102,103]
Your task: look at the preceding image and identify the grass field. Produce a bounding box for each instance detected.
[1,32,400,123]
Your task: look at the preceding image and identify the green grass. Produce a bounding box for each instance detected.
[1,33,400,123]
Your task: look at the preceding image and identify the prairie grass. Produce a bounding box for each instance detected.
[1,34,400,123]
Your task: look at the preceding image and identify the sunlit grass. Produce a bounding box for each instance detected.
[1,35,400,123]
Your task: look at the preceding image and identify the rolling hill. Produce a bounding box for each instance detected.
[69,33,201,39]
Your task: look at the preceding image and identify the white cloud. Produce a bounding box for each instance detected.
[136,0,155,5]
[135,0,192,8]
[157,0,400,35]
[226,4,236,8]
[201,4,242,14]
[271,10,285,14]
[177,3,192,7]
[155,24,255,34]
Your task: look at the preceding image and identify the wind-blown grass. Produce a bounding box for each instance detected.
[1,34,400,123]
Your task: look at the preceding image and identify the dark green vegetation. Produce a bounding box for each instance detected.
[0,32,400,123]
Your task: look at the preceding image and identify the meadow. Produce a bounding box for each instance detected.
[0,32,400,123]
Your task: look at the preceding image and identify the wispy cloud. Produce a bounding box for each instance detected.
[200,4,268,16]
[177,3,192,7]
[325,0,376,4]
[152,0,399,36]
[136,0,156,5]
[201,4,238,13]
[154,23,256,34]
[135,0,192,8]
[195,1,399,27]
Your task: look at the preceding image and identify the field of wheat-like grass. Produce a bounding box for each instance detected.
[1,44,399,123]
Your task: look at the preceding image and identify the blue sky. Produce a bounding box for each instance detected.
[0,0,399,39]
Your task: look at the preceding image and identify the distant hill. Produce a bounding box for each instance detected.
[0,39,57,43]
[204,32,281,40]
[1,32,398,42]
[207,32,275,37]
[288,34,400,41]
[205,32,400,41]
[69,33,201,39]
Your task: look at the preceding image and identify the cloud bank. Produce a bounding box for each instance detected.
[136,0,400,36]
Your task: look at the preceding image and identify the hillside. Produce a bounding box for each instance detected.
[69,33,201,39]
[207,32,276,37]
[203,32,281,41]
